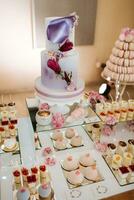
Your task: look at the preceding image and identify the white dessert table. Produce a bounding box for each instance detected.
[0,116,134,200]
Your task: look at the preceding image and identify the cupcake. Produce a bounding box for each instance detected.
[13,170,21,184]
[122,152,133,166]
[111,154,122,169]
[117,141,127,155]
[70,135,83,147]
[16,187,30,200]
[54,138,68,150]
[21,167,29,182]
[51,130,63,140]
[67,170,84,185]
[62,156,79,171]
[65,128,76,139]
[79,153,95,167]
[39,165,47,179]
[83,166,99,181]
[38,183,52,200]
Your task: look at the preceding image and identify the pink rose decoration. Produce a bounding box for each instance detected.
[102,125,112,136]
[43,147,53,156]
[106,116,116,126]
[95,141,107,153]
[52,112,64,129]
[59,39,73,52]
[39,103,50,111]
[45,157,56,166]
[47,59,61,74]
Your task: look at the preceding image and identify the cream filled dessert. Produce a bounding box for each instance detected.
[112,154,122,169]
[117,166,129,185]
[83,166,99,181]
[31,166,39,180]
[36,110,52,126]
[27,175,37,195]
[13,170,21,184]
[0,127,5,138]
[8,102,16,111]
[127,164,134,182]
[21,167,29,182]
[79,153,95,167]
[107,143,117,157]
[122,152,133,166]
[17,187,30,200]
[39,165,47,179]
[67,170,84,185]
[0,103,7,111]
[9,124,16,136]
[51,130,63,140]
[54,138,68,150]
[117,141,127,155]
[62,155,79,171]
[70,135,83,147]
[38,183,52,200]
[128,139,134,155]
[65,128,76,139]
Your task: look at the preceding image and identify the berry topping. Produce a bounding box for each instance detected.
[13,170,20,177]
[10,119,17,124]
[27,175,36,183]
[129,165,134,172]
[39,165,46,172]
[21,168,29,176]
[8,102,15,106]
[1,120,9,126]
[128,139,134,145]
[0,127,4,132]
[9,124,15,129]
[31,167,38,174]
[119,166,129,174]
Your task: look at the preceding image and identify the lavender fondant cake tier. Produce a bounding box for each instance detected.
[41,50,78,90]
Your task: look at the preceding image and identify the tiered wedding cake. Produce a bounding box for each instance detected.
[102,28,134,83]
[35,13,85,105]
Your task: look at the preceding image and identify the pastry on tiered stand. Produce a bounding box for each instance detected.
[67,170,84,185]
[62,155,79,171]
[102,28,134,83]
[79,153,95,167]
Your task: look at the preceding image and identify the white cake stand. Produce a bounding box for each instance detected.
[34,77,85,106]
[101,72,134,101]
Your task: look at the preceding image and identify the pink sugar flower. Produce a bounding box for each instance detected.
[95,141,107,153]
[106,116,116,126]
[51,112,64,129]
[39,103,50,111]
[102,125,112,136]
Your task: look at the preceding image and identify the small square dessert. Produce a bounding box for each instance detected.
[118,166,129,185]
